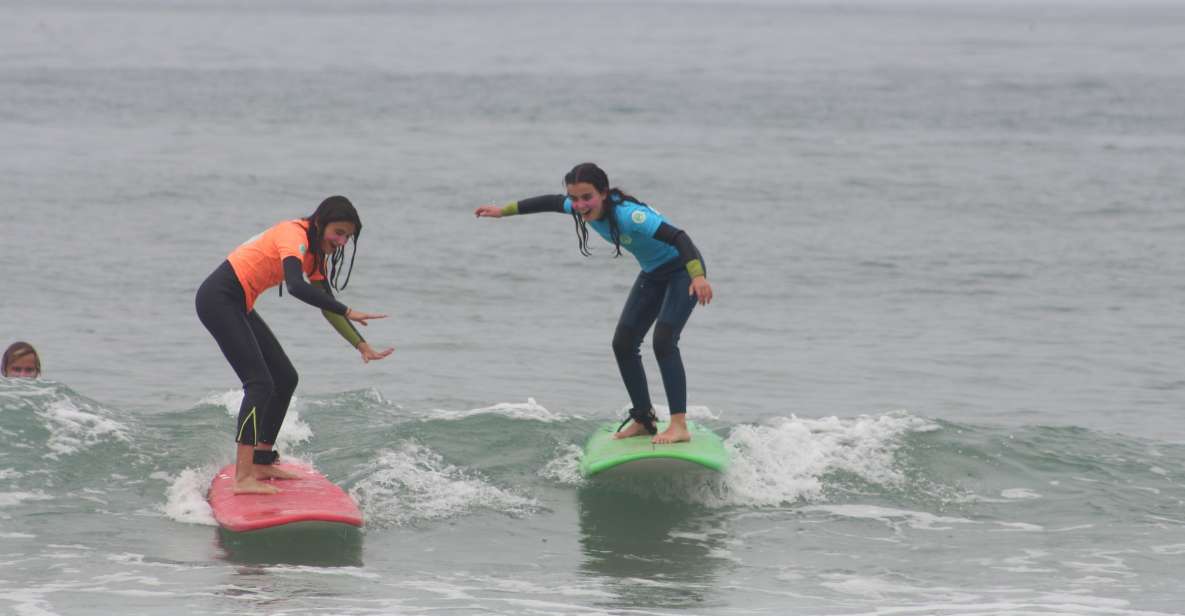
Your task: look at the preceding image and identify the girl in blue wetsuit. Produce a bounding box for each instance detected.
[475,162,713,444]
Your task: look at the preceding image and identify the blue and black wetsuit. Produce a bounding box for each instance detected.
[501,193,707,417]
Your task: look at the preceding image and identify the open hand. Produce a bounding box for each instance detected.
[346,309,387,326]
[689,277,713,306]
[474,205,504,218]
[357,342,394,363]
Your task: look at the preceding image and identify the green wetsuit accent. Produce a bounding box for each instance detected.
[323,310,364,347]
[237,406,258,443]
[500,202,520,216]
[317,280,365,348]
[685,258,705,279]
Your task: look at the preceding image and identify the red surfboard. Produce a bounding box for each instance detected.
[207,463,363,532]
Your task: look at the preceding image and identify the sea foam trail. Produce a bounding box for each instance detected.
[352,441,540,527]
[544,409,935,508]
[717,411,936,507]
[0,380,132,458]
[426,398,569,422]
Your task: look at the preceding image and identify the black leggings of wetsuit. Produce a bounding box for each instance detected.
[612,258,697,416]
[195,260,297,446]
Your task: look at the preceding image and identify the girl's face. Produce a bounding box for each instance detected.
[320,221,357,254]
[566,182,607,221]
[4,353,39,378]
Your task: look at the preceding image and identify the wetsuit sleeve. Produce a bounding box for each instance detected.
[282,257,349,315]
[500,194,568,216]
[653,222,707,278]
[317,280,366,348]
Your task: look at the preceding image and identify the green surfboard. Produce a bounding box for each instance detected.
[579,420,729,478]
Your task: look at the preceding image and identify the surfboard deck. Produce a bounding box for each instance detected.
[579,420,729,478]
[207,462,363,533]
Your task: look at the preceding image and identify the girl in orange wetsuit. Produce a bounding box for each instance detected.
[195,196,392,495]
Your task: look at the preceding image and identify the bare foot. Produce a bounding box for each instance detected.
[613,420,652,439]
[255,465,302,480]
[234,478,281,495]
[652,423,691,444]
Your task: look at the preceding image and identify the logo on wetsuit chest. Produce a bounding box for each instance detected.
[631,211,647,224]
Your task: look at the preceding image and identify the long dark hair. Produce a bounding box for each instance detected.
[304,195,362,291]
[564,162,645,258]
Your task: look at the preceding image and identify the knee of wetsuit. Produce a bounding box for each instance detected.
[612,325,641,359]
[272,365,299,397]
[653,322,680,360]
[244,375,276,401]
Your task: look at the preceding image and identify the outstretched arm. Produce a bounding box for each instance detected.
[475,194,567,218]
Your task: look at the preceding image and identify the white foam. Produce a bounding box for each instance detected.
[274,408,313,450]
[200,390,244,414]
[0,587,60,616]
[37,397,130,457]
[158,449,316,527]
[992,521,1045,532]
[1063,552,1135,579]
[299,387,391,408]
[260,564,381,580]
[832,596,1167,616]
[804,504,977,530]
[366,388,386,404]
[716,411,935,507]
[706,547,742,563]
[668,531,711,542]
[351,442,540,526]
[539,443,585,486]
[1051,524,1096,533]
[1001,488,1042,499]
[160,467,217,526]
[990,549,1057,574]
[425,400,720,424]
[819,573,956,599]
[105,553,195,572]
[1151,543,1185,555]
[0,491,52,508]
[427,398,569,422]
[201,390,312,449]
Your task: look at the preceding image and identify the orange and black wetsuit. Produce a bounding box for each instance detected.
[194,219,363,446]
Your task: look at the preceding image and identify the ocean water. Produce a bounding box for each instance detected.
[3,0,1185,614]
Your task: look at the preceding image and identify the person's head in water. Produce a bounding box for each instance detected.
[2,342,41,378]
[563,162,644,257]
[305,196,362,291]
